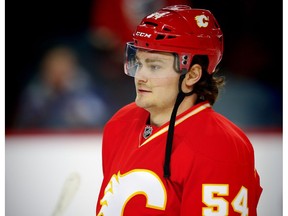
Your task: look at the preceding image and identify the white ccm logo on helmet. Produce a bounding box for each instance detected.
[195,15,209,28]
[136,31,152,38]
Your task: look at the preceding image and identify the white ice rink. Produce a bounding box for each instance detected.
[5,132,283,216]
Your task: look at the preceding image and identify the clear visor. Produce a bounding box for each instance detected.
[124,42,139,77]
[124,42,180,79]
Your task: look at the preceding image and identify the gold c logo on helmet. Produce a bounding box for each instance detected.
[195,15,209,28]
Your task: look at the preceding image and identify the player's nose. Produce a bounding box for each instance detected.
[134,67,148,82]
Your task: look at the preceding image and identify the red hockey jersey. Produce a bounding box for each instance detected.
[96,101,262,216]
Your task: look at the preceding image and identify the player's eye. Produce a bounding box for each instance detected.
[133,60,142,70]
[149,64,161,71]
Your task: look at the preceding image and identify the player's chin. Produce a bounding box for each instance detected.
[135,97,149,109]
[135,97,143,107]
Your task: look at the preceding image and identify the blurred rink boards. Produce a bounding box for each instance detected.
[6,132,283,216]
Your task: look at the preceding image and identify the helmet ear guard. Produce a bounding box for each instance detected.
[177,53,194,74]
[172,53,193,75]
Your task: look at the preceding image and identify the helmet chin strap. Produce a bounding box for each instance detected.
[164,74,194,178]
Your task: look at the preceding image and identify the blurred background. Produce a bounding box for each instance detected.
[6,0,283,131]
[5,0,283,216]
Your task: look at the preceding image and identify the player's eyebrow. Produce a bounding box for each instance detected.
[145,58,166,63]
[135,54,171,64]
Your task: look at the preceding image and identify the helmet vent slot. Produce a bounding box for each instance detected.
[163,27,172,32]
[167,35,176,39]
[156,34,165,40]
[144,21,158,27]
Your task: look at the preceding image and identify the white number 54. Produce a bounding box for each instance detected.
[202,184,248,216]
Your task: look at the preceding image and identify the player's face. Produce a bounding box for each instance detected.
[134,50,180,114]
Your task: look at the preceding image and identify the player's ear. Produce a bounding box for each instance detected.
[184,64,202,86]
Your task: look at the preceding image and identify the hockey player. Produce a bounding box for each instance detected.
[96,5,262,216]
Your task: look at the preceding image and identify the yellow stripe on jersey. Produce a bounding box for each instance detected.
[139,103,211,147]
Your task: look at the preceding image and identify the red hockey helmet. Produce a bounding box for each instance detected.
[124,5,223,76]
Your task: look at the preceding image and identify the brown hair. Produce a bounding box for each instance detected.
[191,55,225,105]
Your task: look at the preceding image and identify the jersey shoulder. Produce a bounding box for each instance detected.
[105,102,149,130]
[189,107,249,140]
[180,107,253,162]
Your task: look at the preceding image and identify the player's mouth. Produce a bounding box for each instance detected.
[137,88,152,94]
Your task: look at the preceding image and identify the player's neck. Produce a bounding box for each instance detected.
[149,94,197,127]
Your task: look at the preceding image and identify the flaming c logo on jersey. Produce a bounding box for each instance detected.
[98,169,167,216]
[195,15,209,28]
